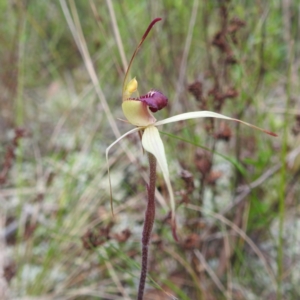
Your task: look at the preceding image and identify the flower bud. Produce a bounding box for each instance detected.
[125,78,138,95]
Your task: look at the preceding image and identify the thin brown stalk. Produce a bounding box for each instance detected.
[138,153,157,300]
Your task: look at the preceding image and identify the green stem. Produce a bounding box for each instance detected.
[277,40,293,299]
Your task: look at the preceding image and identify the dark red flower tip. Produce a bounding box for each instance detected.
[139,90,168,112]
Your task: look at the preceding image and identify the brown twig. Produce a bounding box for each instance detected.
[0,128,27,185]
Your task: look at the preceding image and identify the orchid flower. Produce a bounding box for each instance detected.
[106,18,276,237]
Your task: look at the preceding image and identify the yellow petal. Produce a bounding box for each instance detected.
[142,126,176,222]
[122,100,156,127]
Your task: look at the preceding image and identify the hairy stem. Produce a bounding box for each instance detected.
[137,152,156,300]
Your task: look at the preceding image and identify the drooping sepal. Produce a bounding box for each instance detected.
[142,125,177,240]
[106,127,141,215]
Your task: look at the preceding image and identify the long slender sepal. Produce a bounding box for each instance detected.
[106,127,140,214]
[123,18,162,99]
[155,111,277,137]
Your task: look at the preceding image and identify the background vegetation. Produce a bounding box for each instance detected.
[0,0,299,299]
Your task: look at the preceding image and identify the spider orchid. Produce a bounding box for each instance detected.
[106,18,276,239]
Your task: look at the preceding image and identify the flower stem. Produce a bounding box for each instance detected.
[137,152,157,300]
